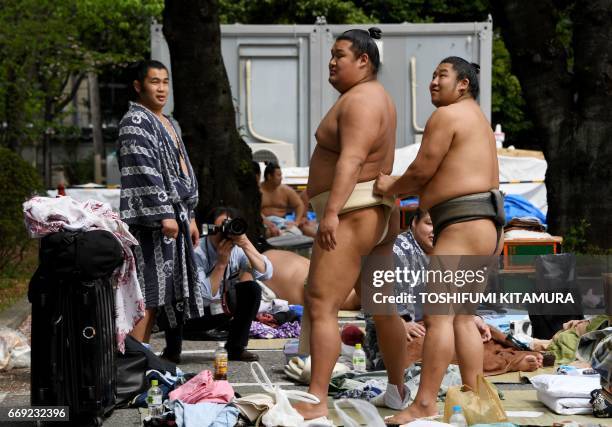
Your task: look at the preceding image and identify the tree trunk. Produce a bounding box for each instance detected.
[4,66,27,152]
[493,0,612,249]
[162,0,262,239]
[88,72,104,184]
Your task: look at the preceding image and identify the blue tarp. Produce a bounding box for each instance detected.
[504,194,547,225]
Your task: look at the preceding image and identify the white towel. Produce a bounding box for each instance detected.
[530,374,599,398]
[537,390,592,415]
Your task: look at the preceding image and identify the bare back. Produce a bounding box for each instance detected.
[308,81,396,198]
[420,100,498,210]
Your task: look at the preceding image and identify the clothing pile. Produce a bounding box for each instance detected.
[135,369,238,427]
[251,283,302,339]
[23,196,144,352]
[330,364,462,405]
[115,336,238,426]
[531,373,599,415]
[250,321,301,339]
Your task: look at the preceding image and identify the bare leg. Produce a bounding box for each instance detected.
[454,314,483,389]
[340,289,361,310]
[130,308,156,343]
[385,315,454,423]
[386,219,499,424]
[368,211,407,398]
[374,315,408,392]
[294,207,386,419]
[262,250,309,305]
[299,221,318,238]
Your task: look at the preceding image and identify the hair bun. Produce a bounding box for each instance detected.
[368,27,382,40]
[471,62,481,74]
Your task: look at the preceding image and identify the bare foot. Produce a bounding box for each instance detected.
[294,400,328,420]
[384,401,438,425]
[530,338,550,352]
[534,352,544,368]
[515,354,540,372]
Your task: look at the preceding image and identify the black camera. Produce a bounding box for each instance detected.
[201,217,248,238]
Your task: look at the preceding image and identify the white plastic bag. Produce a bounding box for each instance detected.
[251,361,320,427]
[333,398,386,427]
[0,328,30,371]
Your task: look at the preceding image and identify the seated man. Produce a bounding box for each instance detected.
[160,207,272,363]
[364,209,543,373]
[260,162,316,237]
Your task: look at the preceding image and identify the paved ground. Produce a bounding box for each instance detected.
[0,301,533,427]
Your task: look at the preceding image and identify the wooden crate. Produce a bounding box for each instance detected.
[502,237,563,271]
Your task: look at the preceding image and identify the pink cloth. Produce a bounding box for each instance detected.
[22,196,145,353]
[169,370,234,404]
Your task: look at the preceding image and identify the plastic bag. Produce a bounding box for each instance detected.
[0,327,30,371]
[250,361,320,427]
[443,375,507,424]
[333,398,385,427]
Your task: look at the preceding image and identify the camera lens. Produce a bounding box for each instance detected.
[228,218,247,235]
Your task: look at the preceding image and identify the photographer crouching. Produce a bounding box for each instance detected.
[160,207,272,363]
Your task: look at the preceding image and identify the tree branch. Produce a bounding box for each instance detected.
[56,72,86,112]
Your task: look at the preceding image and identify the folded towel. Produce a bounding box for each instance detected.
[536,390,592,415]
[530,374,599,398]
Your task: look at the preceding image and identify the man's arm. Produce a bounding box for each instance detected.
[233,235,270,277]
[384,107,455,197]
[195,239,231,298]
[284,186,306,222]
[319,95,381,249]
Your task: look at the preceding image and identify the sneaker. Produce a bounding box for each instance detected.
[590,389,612,418]
[228,349,260,362]
[371,382,410,410]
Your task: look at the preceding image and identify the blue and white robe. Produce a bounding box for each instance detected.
[118,102,203,326]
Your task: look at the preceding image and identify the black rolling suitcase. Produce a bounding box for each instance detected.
[29,230,123,426]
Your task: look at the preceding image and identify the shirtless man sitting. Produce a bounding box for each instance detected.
[375,57,504,423]
[294,27,408,419]
[260,162,317,237]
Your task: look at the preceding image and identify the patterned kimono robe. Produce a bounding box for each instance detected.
[364,230,429,369]
[118,102,203,326]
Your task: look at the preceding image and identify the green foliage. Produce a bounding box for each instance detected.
[0,0,163,151]
[563,219,590,254]
[356,0,489,23]
[0,146,43,272]
[219,0,371,24]
[563,220,611,255]
[64,152,95,185]
[490,32,536,147]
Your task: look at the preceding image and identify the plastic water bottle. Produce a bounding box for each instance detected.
[494,124,505,149]
[146,379,163,418]
[449,405,467,427]
[214,341,228,380]
[352,343,366,372]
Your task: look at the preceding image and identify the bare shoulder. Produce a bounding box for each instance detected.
[281,184,297,195]
[425,105,459,129]
[340,83,387,116]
